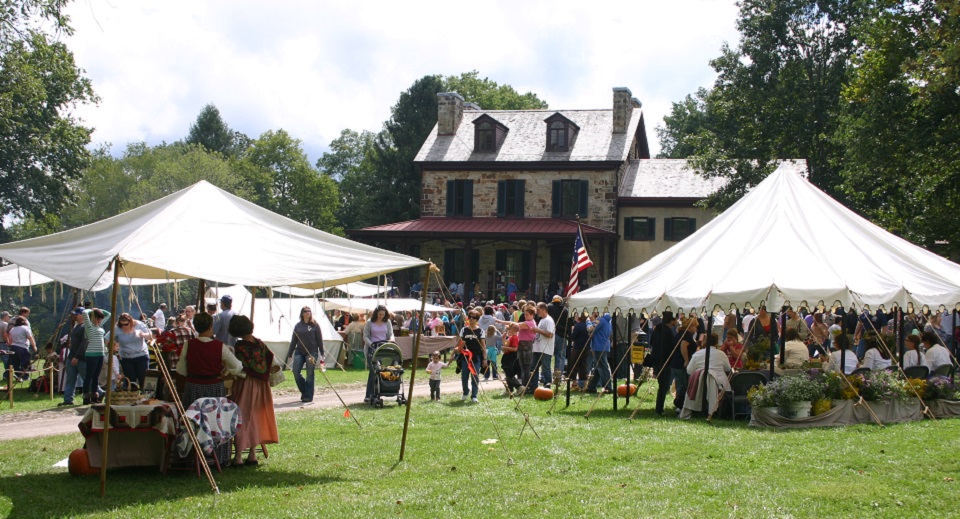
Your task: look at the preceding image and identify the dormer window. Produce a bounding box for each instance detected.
[472,114,508,153]
[544,113,579,152]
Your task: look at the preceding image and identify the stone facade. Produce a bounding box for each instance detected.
[437,92,464,136]
[612,87,633,134]
[421,169,619,232]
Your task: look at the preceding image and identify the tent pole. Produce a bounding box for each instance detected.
[400,263,435,462]
[250,287,256,322]
[897,307,905,367]
[702,311,714,415]
[611,311,618,411]
[99,257,122,497]
[196,279,206,310]
[840,307,848,375]
[768,307,777,381]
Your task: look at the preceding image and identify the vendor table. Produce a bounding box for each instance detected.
[393,336,457,360]
[78,402,179,471]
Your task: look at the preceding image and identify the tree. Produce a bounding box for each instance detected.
[657,0,868,209]
[836,0,960,250]
[185,103,249,157]
[0,0,96,241]
[241,129,341,233]
[316,129,377,231]
[443,70,548,111]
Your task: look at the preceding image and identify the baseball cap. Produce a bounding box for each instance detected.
[220,295,232,304]
[72,307,84,315]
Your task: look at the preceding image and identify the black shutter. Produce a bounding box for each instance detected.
[495,250,506,271]
[446,180,454,217]
[515,180,525,218]
[463,180,473,217]
[664,218,673,241]
[624,217,634,240]
[646,217,657,240]
[579,179,589,217]
[496,180,506,217]
[551,180,561,217]
[689,218,696,236]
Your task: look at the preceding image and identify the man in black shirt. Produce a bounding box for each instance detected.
[650,311,678,416]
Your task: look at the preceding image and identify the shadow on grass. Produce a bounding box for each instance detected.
[0,467,348,518]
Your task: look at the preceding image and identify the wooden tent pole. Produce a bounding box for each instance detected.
[100,257,122,497]
[400,263,436,462]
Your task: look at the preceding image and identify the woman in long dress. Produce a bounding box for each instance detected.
[229,315,279,466]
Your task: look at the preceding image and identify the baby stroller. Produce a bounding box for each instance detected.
[369,342,406,408]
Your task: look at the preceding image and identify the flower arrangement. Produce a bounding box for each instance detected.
[925,376,959,400]
[775,373,823,404]
[747,384,776,408]
[811,398,832,416]
[858,370,910,402]
[746,336,771,363]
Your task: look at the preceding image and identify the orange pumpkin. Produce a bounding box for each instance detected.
[533,387,554,401]
[617,384,637,397]
[68,449,98,476]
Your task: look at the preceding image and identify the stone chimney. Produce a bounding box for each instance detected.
[612,87,633,134]
[463,102,481,111]
[437,92,464,135]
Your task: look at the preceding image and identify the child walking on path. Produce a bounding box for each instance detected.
[484,325,501,380]
[425,352,449,401]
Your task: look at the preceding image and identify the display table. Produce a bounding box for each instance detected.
[393,336,457,360]
[78,402,179,471]
[750,398,960,428]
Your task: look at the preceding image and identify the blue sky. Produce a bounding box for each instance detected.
[63,0,741,162]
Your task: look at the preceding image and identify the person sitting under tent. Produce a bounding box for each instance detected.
[680,333,731,420]
[824,333,859,375]
[861,333,892,370]
[777,329,809,371]
[902,334,929,369]
[923,331,952,372]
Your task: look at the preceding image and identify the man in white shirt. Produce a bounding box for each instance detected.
[923,331,953,372]
[741,311,756,335]
[532,302,556,388]
[152,303,167,330]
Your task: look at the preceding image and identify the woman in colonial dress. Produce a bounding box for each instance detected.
[229,315,279,466]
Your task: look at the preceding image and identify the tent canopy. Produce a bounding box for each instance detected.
[0,264,185,289]
[0,181,427,291]
[272,281,390,298]
[570,161,960,312]
[320,297,451,315]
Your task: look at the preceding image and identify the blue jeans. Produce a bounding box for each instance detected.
[460,357,481,399]
[536,353,553,387]
[672,367,688,409]
[589,351,611,391]
[119,355,149,389]
[553,336,567,377]
[63,359,85,403]
[83,356,104,399]
[291,351,315,401]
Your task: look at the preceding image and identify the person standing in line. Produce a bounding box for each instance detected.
[59,309,87,406]
[213,295,237,348]
[532,302,556,388]
[650,311,677,416]
[546,295,570,383]
[286,306,324,403]
[81,308,111,404]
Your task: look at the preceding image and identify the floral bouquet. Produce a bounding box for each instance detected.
[858,370,910,402]
[925,376,959,400]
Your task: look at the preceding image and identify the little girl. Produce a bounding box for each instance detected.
[500,323,522,394]
[484,325,501,380]
[425,352,449,401]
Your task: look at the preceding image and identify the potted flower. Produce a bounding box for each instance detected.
[925,376,959,401]
[747,384,778,415]
[858,370,909,402]
[774,374,822,418]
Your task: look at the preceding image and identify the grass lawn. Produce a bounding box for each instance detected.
[1,387,958,518]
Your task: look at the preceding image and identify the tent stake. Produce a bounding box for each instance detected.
[399,262,436,462]
[100,257,122,497]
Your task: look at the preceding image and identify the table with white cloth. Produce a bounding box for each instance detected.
[78,402,179,471]
[393,336,458,360]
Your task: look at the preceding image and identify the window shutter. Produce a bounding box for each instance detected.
[446,180,454,217]
[664,218,673,241]
[579,180,589,217]
[496,180,506,217]
[624,217,634,240]
[551,180,561,217]
[515,180,525,218]
[463,180,473,217]
[689,218,696,235]
[495,250,506,271]
[646,217,657,240]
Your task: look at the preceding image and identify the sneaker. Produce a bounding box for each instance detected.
[363,397,370,404]
[471,397,478,403]
[461,394,467,401]
[57,401,74,407]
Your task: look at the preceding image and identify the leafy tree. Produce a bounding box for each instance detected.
[241,129,341,233]
[443,70,548,111]
[316,129,377,230]
[185,103,249,157]
[836,0,960,250]
[0,0,96,241]
[657,0,868,209]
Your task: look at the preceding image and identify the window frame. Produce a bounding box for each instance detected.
[624,216,656,241]
[664,217,697,241]
[551,179,588,219]
[497,179,525,218]
[445,179,473,217]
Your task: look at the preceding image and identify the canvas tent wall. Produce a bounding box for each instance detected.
[0,181,427,291]
[570,161,960,312]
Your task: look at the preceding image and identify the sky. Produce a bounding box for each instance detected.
[62,0,742,163]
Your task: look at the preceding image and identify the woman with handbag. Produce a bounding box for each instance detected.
[286,306,325,403]
[229,315,279,467]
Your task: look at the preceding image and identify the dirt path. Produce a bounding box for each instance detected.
[0,378,504,441]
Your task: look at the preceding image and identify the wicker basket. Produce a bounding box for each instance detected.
[110,377,141,405]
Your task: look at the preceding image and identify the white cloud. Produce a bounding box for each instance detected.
[64,0,740,160]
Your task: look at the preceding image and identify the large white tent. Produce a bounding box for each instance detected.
[272,281,390,298]
[570,161,960,312]
[0,264,184,288]
[320,297,451,314]
[0,181,427,291]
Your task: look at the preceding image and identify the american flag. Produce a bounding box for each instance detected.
[565,226,593,298]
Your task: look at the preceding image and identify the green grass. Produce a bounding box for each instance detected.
[1,387,959,518]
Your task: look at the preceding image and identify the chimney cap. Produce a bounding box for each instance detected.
[463,102,481,110]
[631,97,642,108]
[437,92,465,101]
[613,87,633,95]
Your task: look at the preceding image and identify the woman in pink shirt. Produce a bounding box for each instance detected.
[498,306,539,394]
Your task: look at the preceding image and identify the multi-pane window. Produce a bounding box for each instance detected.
[624,217,656,241]
[665,217,697,241]
[548,121,567,151]
[497,179,525,218]
[477,122,495,152]
[552,179,588,218]
[445,179,473,217]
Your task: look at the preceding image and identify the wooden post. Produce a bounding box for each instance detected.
[897,308,905,367]
[196,279,206,311]
[100,257,122,497]
[612,311,618,411]
[49,365,54,400]
[7,366,12,409]
[702,312,714,414]
[400,263,433,462]
[250,287,256,322]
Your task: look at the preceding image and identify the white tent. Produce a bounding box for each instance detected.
[570,161,960,311]
[0,181,427,291]
[272,281,390,298]
[320,297,451,314]
[0,264,184,288]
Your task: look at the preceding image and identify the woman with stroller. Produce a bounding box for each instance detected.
[230,315,279,467]
[363,305,395,403]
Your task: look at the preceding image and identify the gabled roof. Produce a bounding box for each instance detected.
[571,160,960,310]
[415,108,646,164]
[350,217,616,239]
[618,159,808,200]
[544,112,580,130]
[472,113,508,130]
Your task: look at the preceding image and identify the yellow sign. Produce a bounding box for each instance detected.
[631,344,645,364]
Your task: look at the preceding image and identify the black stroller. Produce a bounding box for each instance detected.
[369,342,406,408]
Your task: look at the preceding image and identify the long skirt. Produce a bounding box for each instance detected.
[182,381,231,465]
[230,376,279,453]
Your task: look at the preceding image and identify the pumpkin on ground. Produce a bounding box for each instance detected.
[68,449,98,476]
[533,387,554,401]
[617,384,637,397]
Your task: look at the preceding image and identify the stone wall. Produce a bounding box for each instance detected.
[421,169,618,232]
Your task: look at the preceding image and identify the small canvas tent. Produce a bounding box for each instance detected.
[570,161,960,311]
[0,181,427,291]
